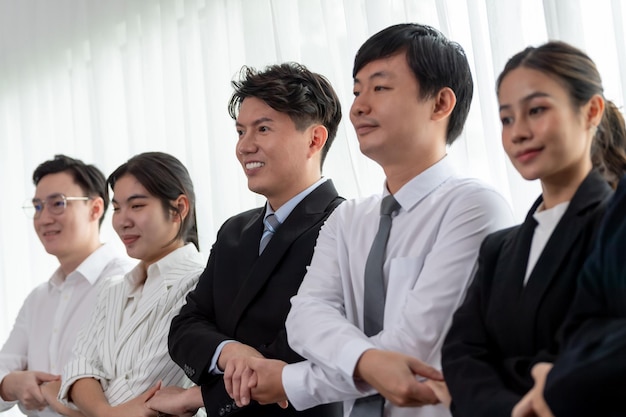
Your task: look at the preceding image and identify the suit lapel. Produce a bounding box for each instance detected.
[520,171,612,322]
[224,181,340,335]
[491,204,539,312]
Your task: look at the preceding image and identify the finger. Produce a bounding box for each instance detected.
[407,359,443,381]
[247,371,258,389]
[409,380,439,405]
[223,361,234,399]
[512,392,534,417]
[34,372,61,383]
[230,363,244,406]
[278,400,289,409]
[142,381,162,401]
[239,368,254,406]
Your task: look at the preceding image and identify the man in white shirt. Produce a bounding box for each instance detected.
[0,155,132,417]
[234,23,514,417]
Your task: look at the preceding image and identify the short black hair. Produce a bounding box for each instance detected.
[33,154,109,227]
[228,62,342,167]
[353,23,474,144]
[107,152,199,250]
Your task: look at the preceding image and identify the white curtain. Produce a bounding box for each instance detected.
[1,1,625,397]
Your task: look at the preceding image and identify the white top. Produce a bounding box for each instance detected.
[524,201,570,285]
[59,243,205,407]
[283,157,515,417]
[0,244,133,417]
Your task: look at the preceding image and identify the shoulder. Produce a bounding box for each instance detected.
[442,176,510,205]
[481,225,519,255]
[219,207,263,231]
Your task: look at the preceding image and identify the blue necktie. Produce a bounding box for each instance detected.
[259,213,280,254]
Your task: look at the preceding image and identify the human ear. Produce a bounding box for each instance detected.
[90,197,105,222]
[172,195,190,223]
[585,94,605,129]
[431,87,456,122]
[307,124,328,158]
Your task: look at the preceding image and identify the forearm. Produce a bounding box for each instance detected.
[69,378,111,417]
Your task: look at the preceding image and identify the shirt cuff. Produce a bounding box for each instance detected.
[337,338,377,380]
[208,340,236,375]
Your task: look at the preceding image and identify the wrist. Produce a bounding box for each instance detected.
[185,386,204,410]
[0,376,15,401]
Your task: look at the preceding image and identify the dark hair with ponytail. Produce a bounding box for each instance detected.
[497,40,626,188]
[108,152,199,250]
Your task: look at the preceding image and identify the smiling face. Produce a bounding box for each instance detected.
[111,174,183,266]
[235,96,323,209]
[33,171,101,270]
[350,52,442,169]
[498,67,594,185]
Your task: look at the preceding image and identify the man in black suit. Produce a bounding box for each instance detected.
[146,62,343,417]
[511,175,626,417]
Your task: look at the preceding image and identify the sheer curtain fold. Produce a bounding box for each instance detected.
[1,3,625,401]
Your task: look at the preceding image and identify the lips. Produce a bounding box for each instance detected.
[352,117,380,136]
[354,123,379,136]
[515,147,544,163]
[121,235,139,245]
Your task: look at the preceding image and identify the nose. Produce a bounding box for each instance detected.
[350,92,371,118]
[35,203,55,225]
[112,207,132,232]
[236,131,257,156]
[509,116,532,144]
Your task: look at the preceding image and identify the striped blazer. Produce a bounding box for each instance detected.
[59,244,205,406]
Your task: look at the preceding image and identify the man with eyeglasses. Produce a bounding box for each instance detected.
[0,155,133,417]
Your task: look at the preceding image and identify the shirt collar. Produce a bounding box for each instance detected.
[49,243,120,288]
[384,156,455,212]
[264,177,328,223]
[124,243,199,293]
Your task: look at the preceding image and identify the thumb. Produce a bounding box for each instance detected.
[34,372,61,383]
[407,358,443,381]
[142,381,162,401]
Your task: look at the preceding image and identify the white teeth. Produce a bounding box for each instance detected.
[246,162,264,169]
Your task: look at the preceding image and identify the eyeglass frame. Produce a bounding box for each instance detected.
[22,193,92,219]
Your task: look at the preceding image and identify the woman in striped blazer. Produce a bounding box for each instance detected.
[57,152,205,417]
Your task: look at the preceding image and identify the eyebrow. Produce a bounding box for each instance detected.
[354,70,393,84]
[235,116,274,128]
[111,194,149,204]
[499,91,550,112]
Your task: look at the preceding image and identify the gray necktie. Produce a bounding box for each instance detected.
[351,194,400,417]
[259,213,280,254]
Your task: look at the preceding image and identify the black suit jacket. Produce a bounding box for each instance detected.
[441,171,613,417]
[169,180,344,417]
[543,174,626,416]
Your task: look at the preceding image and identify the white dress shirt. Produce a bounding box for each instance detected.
[524,201,570,285]
[59,243,205,407]
[0,244,133,417]
[283,157,514,417]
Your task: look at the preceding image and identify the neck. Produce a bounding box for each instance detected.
[382,151,445,194]
[267,173,322,211]
[540,164,592,210]
[58,240,102,277]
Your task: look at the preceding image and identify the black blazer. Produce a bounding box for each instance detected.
[543,175,626,417]
[441,171,613,417]
[169,180,344,417]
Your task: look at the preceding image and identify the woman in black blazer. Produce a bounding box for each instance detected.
[439,41,626,417]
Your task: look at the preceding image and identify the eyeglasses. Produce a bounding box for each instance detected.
[22,193,91,219]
